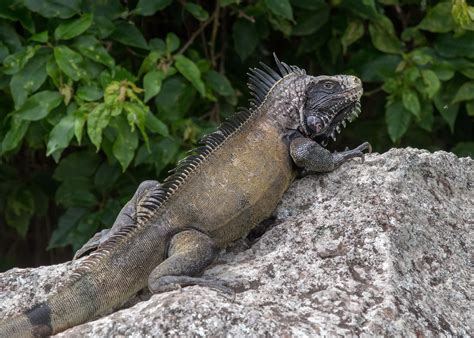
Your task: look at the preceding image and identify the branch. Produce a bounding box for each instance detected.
[177,9,217,55]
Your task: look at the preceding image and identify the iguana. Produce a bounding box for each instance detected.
[0,55,370,337]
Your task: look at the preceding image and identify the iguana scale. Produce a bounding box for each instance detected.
[0,55,370,337]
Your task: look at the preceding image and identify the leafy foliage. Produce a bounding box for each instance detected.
[0,0,473,269]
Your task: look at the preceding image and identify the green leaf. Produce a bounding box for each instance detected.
[0,0,35,33]
[467,101,474,116]
[3,45,40,75]
[135,0,172,16]
[16,90,62,121]
[417,99,434,132]
[46,114,75,156]
[233,19,258,61]
[385,100,412,143]
[5,189,35,237]
[10,50,49,109]
[155,76,196,120]
[139,51,162,76]
[166,33,180,53]
[432,62,455,81]
[56,178,97,207]
[184,3,209,21]
[1,117,29,154]
[450,58,474,79]
[175,55,206,96]
[46,54,61,87]
[267,12,292,36]
[420,70,440,98]
[402,89,421,118]
[25,122,50,152]
[144,70,164,102]
[92,16,116,39]
[368,16,402,54]
[54,45,86,81]
[292,5,329,36]
[0,42,8,63]
[113,117,139,171]
[0,21,21,53]
[452,0,474,30]
[48,207,88,249]
[110,21,148,50]
[30,31,49,43]
[453,81,474,103]
[418,2,455,33]
[451,142,474,158]
[73,35,115,69]
[204,70,234,96]
[74,109,87,144]
[23,0,81,19]
[94,163,121,191]
[341,19,364,54]
[265,0,293,20]
[149,38,166,52]
[339,0,378,20]
[351,50,400,82]
[135,137,179,169]
[123,101,148,145]
[409,49,432,66]
[145,111,169,136]
[76,84,103,102]
[54,13,93,40]
[434,82,459,133]
[435,32,474,59]
[87,103,111,150]
[54,151,99,181]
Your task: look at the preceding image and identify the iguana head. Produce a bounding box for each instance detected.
[300,75,362,147]
[247,54,363,147]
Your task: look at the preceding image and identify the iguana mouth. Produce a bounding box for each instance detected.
[310,100,361,147]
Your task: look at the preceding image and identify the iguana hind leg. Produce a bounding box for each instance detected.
[290,137,371,174]
[148,229,231,294]
[74,180,160,259]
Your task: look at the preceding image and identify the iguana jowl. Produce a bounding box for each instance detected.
[0,55,370,337]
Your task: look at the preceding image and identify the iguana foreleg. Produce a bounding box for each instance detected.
[290,137,371,174]
[74,180,160,259]
[148,229,230,294]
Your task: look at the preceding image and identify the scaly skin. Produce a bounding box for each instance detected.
[0,56,370,337]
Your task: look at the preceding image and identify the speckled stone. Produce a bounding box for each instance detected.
[0,148,472,336]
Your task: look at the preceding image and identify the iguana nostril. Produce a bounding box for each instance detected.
[307,116,323,133]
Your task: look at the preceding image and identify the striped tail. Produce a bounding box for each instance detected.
[0,219,166,336]
[0,269,145,337]
[0,302,53,337]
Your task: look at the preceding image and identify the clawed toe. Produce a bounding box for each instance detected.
[355,141,372,154]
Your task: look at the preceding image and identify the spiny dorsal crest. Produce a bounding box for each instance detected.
[247,53,306,108]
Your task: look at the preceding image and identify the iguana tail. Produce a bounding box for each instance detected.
[0,302,54,337]
[0,273,120,337]
[0,226,165,337]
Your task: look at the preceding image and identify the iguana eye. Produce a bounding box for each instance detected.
[323,81,334,89]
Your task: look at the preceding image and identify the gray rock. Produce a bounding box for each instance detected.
[0,148,472,336]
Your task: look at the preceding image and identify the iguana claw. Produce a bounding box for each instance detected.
[333,141,371,166]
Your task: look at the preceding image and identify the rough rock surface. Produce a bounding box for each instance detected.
[0,148,472,336]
